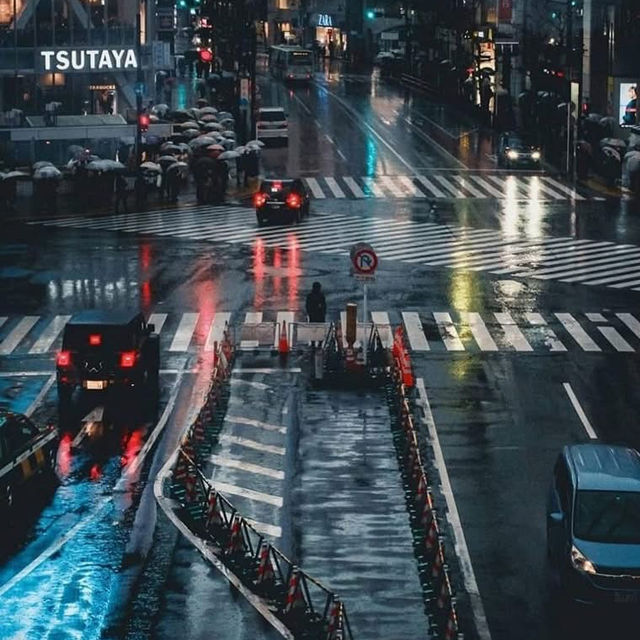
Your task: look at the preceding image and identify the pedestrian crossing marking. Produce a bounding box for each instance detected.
[210,455,285,480]
[219,434,286,456]
[212,481,283,507]
[362,176,384,197]
[5,309,640,356]
[415,175,446,198]
[303,177,325,199]
[343,177,366,198]
[325,177,346,198]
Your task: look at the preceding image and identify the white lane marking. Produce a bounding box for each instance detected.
[219,434,285,456]
[371,311,393,348]
[304,177,326,198]
[274,311,295,349]
[324,177,346,198]
[325,134,335,145]
[555,313,601,352]
[451,175,488,198]
[213,482,283,507]
[211,455,284,480]
[343,177,366,198]
[244,518,282,538]
[525,313,566,352]
[230,378,270,391]
[0,316,39,355]
[379,176,405,197]
[467,175,504,198]
[205,312,232,351]
[401,311,429,351]
[226,415,286,434]
[168,312,199,352]
[416,379,492,640]
[245,311,263,324]
[232,368,302,374]
[617,313,640,339]
[434,175,465,198]
[148,312,168,335]
[563,383,598,439]
[415,175,447,198]
[595,327,634,352]
[433,312,465,351]
[529,176,568,200]
[25,374,56,418]
[0,498,111,598]
[29,315,71,354]
[461,312,498,351]
[398,176,426,198]
[362,176,385,197]
[494,312,533,352]
[543,176,586,200]
[337,148,347,161]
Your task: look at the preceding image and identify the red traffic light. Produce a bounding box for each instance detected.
[138,113,150,132]
[199,48,213,63]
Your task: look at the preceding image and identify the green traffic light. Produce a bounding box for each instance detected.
[178,0,186,7]
[366,10,375,19]
[551,11,557,18]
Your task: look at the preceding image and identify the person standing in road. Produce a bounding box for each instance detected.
[306,282,326,322]
[114,173,129,213]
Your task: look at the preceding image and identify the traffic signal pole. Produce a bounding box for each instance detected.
[135,12,144,172]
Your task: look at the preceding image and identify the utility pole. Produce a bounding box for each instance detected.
[135,12,144,206]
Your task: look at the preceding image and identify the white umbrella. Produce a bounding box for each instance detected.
[219,118,235,128]
[159,154,179,164]
[140,161,161,172]
[206,144,225,151]
[246,139,266,148]
[200,114,218,122]
[182,129,201,139]
[204,122,223,131]
[234,146,247,154]
[167,161,189,173]
[161,143,182,153]
[222,130,236,139]
[218,150,240,160]
[177,143,192,153]
[199,106,218,115]
[34,165,62,179]
[176,120,199,130]
[221,138,236,150]
[33,160,53,171]
[4,170,28,179]
[189,136,217,149]
[152,103,170,116]
[217,111,233,120]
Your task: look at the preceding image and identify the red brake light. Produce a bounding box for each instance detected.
[286,192,301,208]
[272,181,282,191]
[120,351,137,368]
[89,333,102,346]
[57,350,71,367]
[253,192,267,207]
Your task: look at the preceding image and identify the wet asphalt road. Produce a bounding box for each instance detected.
[1,63,640,640]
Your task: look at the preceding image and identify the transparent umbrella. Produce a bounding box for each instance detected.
[33,165,62,179]
[199,106,218,115]
[33,160,54,171]
[218,150,240,160]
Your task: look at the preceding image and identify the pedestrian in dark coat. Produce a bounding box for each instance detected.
[114,173,129,213]
[305,282,326,322]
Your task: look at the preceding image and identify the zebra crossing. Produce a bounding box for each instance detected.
[30,204,640,292]
[301,174,596,201]
[3,309,640,357]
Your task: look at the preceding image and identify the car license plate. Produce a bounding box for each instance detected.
[614,591,639,604]
[85,380,107,390]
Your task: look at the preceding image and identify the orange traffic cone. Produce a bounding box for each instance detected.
[184,463,197,504]
[255,540,275,585]
[444,600,459,640]
[226,515,243,555]
[205,488,223,529]
[284,567,305,614]
[278,319,289,355]
[325,597,342,639]
[436,571,451,610]
[431,540,445,580]
[424,511,439,555]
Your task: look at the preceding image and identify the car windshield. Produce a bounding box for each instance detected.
[505,136,536,149]
[259,111,285,122]
[574,490,640,543]
[289,51,311,66]
[63,326,134,350]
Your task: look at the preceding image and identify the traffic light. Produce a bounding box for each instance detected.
[198,48,213,63]
[366,9,375,19]
[138,113,150,132]
[178,0,186,6]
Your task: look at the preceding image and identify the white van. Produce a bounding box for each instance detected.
[256,107,288,143]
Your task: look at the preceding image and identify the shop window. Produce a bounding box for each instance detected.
[276,0,288,9]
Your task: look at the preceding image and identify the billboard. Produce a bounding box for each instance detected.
[618,81,638,127]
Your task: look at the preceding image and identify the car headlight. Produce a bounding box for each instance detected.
[507,150,519,160]
[570,545,596,575]
[531,151,541,160]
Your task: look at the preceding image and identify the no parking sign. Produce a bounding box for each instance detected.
[350,242,378,280]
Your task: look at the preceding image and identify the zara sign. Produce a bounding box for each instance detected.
[37,47,138,73]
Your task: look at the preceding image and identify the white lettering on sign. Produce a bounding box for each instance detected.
[318,13,333,27]
[39,48,139,72]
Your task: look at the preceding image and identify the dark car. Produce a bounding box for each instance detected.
[253,178,310,225]
[0,409,58,510]
[497,131,542,169]
[56,311,160,408]
[547,444,640,606]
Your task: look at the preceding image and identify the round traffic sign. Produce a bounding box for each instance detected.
[350,243,378,275]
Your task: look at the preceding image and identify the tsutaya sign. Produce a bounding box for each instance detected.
[37,48,138,73]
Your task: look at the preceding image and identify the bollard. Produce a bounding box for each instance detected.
[314,347,324,380]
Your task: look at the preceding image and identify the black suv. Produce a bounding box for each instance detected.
[56,311,160,407]
[253,178,310,225]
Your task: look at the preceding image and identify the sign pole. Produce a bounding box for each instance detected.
[363,282,368,365]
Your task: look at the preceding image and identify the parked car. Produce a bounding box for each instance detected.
[253,178,310,225]
[0,409,58,510]
[256,107,288,144]
[497,131,542,169]
[547,444,640,606]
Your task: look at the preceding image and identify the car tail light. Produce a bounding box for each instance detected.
[286,192,302,208]
[271,181,282,191]
[119,351,137,368]
[89,333,102,346]
[57,350,71,367]
[253,192,268,207]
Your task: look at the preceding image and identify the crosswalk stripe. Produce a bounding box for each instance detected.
[381,228,497,259]
[611,278,640,289]
[244,518,282,539]
[616,313,640,339]
[543,176,586,200]
[245,311,263,323]
[343,177,366,198]
[363,223,445,251]
[401,312,429,351]
[29,315,71,354]
[555,313,601,351]
[586,313,634,352]
[168,312,199,352]
[219,434,285,456]
[495,312,533,351]
[398,176,426,198]
[415,175,447,198]
[451,175,488,198]
[434,175,465,198]
[525,313,566,351]
[528,176,566,200]
[379,176,405,197]
[487,175,530,200]
[461,312,498,351]
[433,312,465,351]
[148,313,168,335]
[226,415,286,433]
[559,258,640,284]
[362,176,385,197]
[0,316,39,355]
[325,177,346,198]
[210,455,285,479]
[304,177,325,198]
[274,311,295,349]
[468,175,504,198]
[371,311,393,348]
[398,231,506,262]
[212,481,283,507]
[205,312,232,351]
[536,245,639,267]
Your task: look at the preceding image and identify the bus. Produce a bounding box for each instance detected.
[269,46,313,82]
